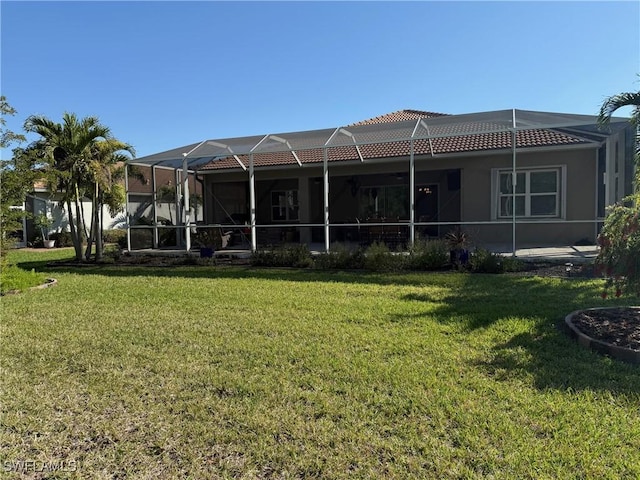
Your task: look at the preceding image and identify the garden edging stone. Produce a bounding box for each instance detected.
[565,307,640,365]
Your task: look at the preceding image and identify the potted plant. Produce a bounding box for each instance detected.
[35,214,55,248]
[194,228,218,258]
[445,229,470,268]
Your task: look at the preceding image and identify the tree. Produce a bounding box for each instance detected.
[24,113,133,262]
[598,89,640,189]
[0,97,29,265]
[85,138,134,261]
[0,96,25,149]
[595,87,640,296]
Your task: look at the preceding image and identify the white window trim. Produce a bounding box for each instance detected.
[491,165,566,220]
[271,190,299,222]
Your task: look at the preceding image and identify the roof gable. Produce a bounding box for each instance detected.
[350,109,448,126]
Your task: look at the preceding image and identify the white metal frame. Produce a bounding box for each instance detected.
[125,109,630,255]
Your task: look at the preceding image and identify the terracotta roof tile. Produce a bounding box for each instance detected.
[350,109,448,126]
[200,110,588,171]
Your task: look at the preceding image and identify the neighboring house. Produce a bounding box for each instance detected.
[126,108,634,253]
[22,180,123,245]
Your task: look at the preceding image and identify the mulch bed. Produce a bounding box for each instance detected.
[569,307,640,351]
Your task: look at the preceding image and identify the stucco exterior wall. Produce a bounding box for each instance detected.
[459,146,600,246]
[201,145,602,248]
[26,192,123,243]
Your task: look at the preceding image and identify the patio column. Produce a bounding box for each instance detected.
[152,165,158,248]
[249,153,257,252]
[124,163,131,252]
[409,138,415,245]
[323,146,329,253]
[175,168,181,246]
[182,154,191,252]
[511,109,517,257]
[298,177,311,244]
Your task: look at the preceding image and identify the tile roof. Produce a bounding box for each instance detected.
[197,109,590,171]
[349,109,448,125]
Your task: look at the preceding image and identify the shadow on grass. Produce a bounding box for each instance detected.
[476,324,640,395]
[16,256,639,395]
[17,257,464,288]
[403,273,639,395]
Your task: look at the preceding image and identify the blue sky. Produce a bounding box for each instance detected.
[2,1,638,159]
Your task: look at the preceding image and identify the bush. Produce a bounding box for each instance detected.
[129,228,153,250]
[102,244,122,263]
[501,255,525,273]
[103,229,127,244]
[595,194,640,297]
[407,238,449,270]
[363,242,404,272]
[49,231,73,247]
[314,243,365,270]
[469,248,504,274]
[251,244,313,268]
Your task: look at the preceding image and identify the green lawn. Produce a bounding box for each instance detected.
[1,249,639,479]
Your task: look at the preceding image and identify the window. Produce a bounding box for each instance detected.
[271,190,298,222]
[496,168,562,218]
[358,186,408,219]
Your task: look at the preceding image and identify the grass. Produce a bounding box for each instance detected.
[0,248,68,294]
[1,248,639,479]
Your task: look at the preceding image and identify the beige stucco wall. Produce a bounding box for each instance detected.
[201,145,600,247]
[459,146,599,246]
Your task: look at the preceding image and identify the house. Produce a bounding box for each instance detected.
[125,108,634,254]
[20,180,123,246]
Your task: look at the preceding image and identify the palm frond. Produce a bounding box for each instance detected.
[598,91,640,125]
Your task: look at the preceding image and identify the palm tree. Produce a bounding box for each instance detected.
[85,138,135,260]
[595,87,640,296]
[598,89,640,191]
[24,113,111,261]
[598,91,640,125]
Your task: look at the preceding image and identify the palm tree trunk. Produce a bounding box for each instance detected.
[84,208,95,261]
[95,186,104,261]
[74,183,85,261]
[85,183,98,261]
[66,198,82,261]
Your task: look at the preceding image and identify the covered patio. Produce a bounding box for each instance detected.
[126,109,632,255]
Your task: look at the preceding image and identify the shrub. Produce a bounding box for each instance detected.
[363,242,404,272]
[595,194,640,297]
[117,232,128,249]
[251,244,313,268]
[469,248,504,274]
[103,229,127,244]
[102,244,122,263]
[501,255,525,273]
[129,228,154,250]
[407,238,449,270]
[314,243,365,270]
[49,231,73,247]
